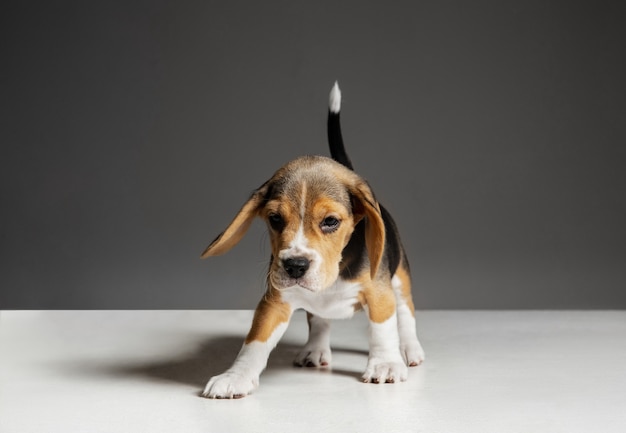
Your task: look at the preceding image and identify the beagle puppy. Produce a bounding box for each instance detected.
[201,83,425,399]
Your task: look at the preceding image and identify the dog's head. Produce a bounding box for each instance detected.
[201,156,385,292]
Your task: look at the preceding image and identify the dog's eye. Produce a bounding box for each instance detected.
[268,213,285,231]
[320,216,340,233]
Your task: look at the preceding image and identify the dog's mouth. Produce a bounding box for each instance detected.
[293,280,315,291]
[269,272,316,292]
[282,279,316,292]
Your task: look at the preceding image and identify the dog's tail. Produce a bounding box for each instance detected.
[327,82,354,170]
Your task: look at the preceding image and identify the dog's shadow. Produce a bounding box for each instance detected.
[113,335,366,389]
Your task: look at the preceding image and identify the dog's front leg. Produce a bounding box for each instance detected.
[361,286,408,384]
[203,294,292,399]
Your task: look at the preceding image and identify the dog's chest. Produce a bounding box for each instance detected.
[282,278,363,319]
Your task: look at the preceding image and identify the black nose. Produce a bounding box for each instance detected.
[282,257,310,279]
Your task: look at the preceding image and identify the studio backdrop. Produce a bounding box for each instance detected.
[1,1,625,309]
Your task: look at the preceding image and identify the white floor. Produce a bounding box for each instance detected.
[1,310,625,433]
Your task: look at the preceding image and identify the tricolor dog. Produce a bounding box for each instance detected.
[201,83,425,399]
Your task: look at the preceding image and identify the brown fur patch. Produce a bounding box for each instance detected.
[303,196,355,286]
[244,288,292,344]
[264,198,301,256]
[355,274,397,324]
[345,180,386,279]
[201,184,269,257]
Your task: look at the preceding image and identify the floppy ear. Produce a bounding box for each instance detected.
[349,180,386,280]
[201,183,269,258]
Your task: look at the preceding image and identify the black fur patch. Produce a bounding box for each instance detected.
[380,204,402,276]
[328,111,354,170]
[339,219,367,279]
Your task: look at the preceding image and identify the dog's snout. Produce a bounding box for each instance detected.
[282,257,310,279]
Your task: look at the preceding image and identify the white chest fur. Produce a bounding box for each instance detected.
[281,278,363,319]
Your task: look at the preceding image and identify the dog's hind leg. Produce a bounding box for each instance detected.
[293,313,332,367]
[392,265,425,367]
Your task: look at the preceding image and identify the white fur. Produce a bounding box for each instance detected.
[329,81,341,113]
[391,274,402,291]
[281,277,362,319]
[285,278,360,368]
[275,223,324,291]
[299,182,307,218]
[362,311,408,383]
[396,303,425,366]
[203,321,290,398]
[293,315,332,367]
[392,275,425,366]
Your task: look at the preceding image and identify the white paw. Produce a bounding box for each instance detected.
[362,357,408,384]
[401,342,425,367]
[202,371,258,399]
[293,344,332,367]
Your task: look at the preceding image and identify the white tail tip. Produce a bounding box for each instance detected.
[329,81,341,113]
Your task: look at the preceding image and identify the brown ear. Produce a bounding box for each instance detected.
[349,180,386,280]
[201,183,269,258]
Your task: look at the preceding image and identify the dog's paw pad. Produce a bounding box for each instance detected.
[202,372,258,399]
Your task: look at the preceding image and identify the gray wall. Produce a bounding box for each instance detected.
[2,1,625,309]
